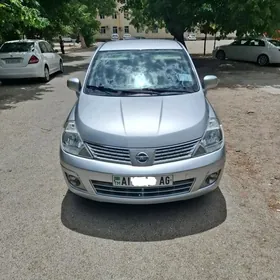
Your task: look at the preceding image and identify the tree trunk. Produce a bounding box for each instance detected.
[79,34,87,48]
[203,33,207,55]
[174,32,187,50]
[213,33,217,49]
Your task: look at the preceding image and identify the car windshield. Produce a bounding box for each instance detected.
[85,49,200,95]
[268,39,280,47]
[0,42,34,53]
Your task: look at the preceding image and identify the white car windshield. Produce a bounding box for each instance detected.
[85,49,200,95]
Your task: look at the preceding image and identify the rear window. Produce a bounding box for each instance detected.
[86,49,200,94]
[0,42,34,53]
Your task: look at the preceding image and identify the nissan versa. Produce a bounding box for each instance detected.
[60,39,226,204]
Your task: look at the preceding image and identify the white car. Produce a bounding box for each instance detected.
[187,34,197,41]
[0,39,63,83]
[123,33,132,40]
[111,33,119,41]
[213,37,280,66]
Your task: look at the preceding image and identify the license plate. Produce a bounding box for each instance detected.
[5,59,21,64]
[113,175,173,187]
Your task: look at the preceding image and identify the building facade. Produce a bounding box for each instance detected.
[96,2,173,40]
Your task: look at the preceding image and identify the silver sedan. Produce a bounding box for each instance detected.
[60,39,226,204]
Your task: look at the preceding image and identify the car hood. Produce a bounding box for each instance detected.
[75,92,209,148]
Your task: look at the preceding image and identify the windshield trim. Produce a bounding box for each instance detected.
[83,49,201,97]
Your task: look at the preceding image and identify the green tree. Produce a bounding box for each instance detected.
[123,0,280,48]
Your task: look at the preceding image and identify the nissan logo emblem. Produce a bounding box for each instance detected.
[135,152,149,163]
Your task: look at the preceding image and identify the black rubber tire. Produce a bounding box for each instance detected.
[59,60,64,73]
[42,66,50,82]
[216,50,226,60]
[257,54,269,66]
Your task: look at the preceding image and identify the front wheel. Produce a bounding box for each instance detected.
[257,54,269,66]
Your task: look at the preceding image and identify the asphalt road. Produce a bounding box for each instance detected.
[0,49,279,280]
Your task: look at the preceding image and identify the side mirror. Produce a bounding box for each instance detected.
[203,75,219,91]
[67,78,82,97]
[54,49,59,53]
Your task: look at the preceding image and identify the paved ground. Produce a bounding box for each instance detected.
[0,46,280,280]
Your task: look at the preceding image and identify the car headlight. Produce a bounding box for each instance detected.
[193,118,224,156]
[61,121,92,158]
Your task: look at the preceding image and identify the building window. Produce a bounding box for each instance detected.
[100,26,106,34]
[152,27,158,33]
[137,27,143,33]
[113,26,118,34]
[100,14,105,19]
[112,13,117,19]
[124,26,129,33]
[124,11,129,19]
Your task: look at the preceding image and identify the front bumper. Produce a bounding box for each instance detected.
[60,146,226,204]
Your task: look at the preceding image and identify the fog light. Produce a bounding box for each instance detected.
[205,171,220,185]
[200,170,221,189]
[66,173,81,187]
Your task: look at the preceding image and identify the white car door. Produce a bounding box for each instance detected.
[228,39,251,61]
[43,41,56,73]
[243,39,266,62]
[38,41,52,71]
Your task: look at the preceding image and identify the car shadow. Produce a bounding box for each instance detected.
[0,80,53,110]
[63,63,89,75]
[61,188,227,242]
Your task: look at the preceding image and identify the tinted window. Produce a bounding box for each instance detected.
[0,42,34,53]
[86,49,199,94]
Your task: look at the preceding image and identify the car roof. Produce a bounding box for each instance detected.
[3,39,48,44]
[99,39,183,51]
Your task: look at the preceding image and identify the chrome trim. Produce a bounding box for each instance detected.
[86,142,131,164]
[154,138,200,164]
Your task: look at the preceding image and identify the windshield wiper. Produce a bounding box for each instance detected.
[86,85,194,96]
[139,87,194,94]
[86,85,161,96]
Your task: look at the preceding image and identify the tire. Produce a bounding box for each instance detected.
[216,50,226,60]
[42,65,50,83]
[257,54,269,66]
[59,60,64,73]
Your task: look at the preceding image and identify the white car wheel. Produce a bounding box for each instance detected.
[42,66,50,82]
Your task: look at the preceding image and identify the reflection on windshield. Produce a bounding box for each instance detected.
[85,49,199,95]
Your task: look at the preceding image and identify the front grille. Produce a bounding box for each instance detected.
[91,178,195,199]
[86,143,131,164]
[154,138,200,164]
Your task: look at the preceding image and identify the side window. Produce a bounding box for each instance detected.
[44,42,53,53]
[258,40,265,47]
[39,42,47,53]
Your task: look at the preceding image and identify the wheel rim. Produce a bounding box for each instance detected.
[45,68,49,81]
[259,55,268,65]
